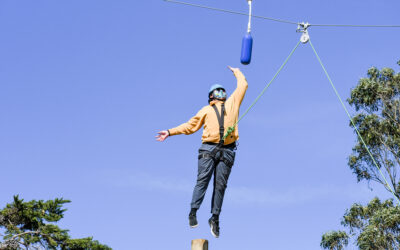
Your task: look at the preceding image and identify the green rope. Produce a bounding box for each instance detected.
[309,39,400,204]
[223,40,301,140]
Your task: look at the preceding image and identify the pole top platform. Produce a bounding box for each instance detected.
[191,239,208,250]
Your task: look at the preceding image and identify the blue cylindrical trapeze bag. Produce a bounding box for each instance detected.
[240,0,253,65]
[240,32,253,65]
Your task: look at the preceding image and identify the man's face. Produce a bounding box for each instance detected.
[211,88,227,100]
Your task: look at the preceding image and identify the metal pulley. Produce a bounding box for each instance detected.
[296,22,310,44]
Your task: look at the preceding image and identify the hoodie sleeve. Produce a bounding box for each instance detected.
[228,70,248,107]
[168,107,207,136]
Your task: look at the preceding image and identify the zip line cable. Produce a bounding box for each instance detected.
[309,39,400,204]
[163,0,298,25]
[223,40,301,140]
[164,0,400,28]
[311,24,400,28]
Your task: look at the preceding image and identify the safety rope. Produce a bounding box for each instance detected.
[309,39,400,204]
[222,40,301,140]
[247,0,252,33]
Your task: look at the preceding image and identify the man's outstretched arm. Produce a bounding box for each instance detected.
[156,107,207,142]
[227,66,248,106]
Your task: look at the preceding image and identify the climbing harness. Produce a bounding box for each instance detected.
[240,0,253,65]
[164,0,400,203]
[198,102,234,168]
[212,102,225,147]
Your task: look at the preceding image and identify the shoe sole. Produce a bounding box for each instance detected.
[208,221,219,238]
[190,224,198,228]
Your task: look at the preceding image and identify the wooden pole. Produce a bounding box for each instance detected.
[191,239,208,250]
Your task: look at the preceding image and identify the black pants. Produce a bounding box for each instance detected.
[190,143,236,215]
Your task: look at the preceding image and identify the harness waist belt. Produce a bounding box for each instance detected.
[203,142,236,148]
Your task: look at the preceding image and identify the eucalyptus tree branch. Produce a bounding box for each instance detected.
[37,239,47,250]
[32,244,43,250]
[380,146,397,191]
[376,149,395,190]
[370,174,385,187]
[14,240,27,248]
[10,230,41,241]
[383,109,399,126]
[394,100,399,122]
[379,137,400,168]
[380,98,400,126]
[6,219,19,233]
[369,127,400,166]
[393,236,400,250]
[368,90,399,126]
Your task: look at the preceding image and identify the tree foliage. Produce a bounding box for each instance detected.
[321,198,400,250]
[320,230,349,250]
[321,61,400,249]
[347,62,400,198]
[0,196,111,250]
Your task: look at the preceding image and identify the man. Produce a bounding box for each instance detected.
[156,66,248,238]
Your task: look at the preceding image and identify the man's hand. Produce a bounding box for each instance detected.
[156,130,169,142]
[228,66,241,74]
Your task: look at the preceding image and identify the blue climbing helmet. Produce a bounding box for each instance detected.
[208,84,227,102]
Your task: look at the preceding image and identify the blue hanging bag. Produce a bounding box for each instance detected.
[240,0,253,65]
[241,32,253,65]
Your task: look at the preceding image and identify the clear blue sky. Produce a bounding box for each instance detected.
[1,0,399,249]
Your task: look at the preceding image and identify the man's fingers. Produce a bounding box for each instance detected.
[156,132,168,141]
[228,66,240,73]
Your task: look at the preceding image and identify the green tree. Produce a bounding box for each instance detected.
[0,195,111,250]
[321,61,400,249]
[347,61,400,198]
[321,198,400,250]
[320,231,349,250]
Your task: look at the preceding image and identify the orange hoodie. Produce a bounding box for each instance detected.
[168,70,248,145]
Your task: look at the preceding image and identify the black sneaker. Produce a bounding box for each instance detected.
[208,218,220,238]
[189,213,198,228]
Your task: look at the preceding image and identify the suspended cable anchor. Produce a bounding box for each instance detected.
[296,22,310,44]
